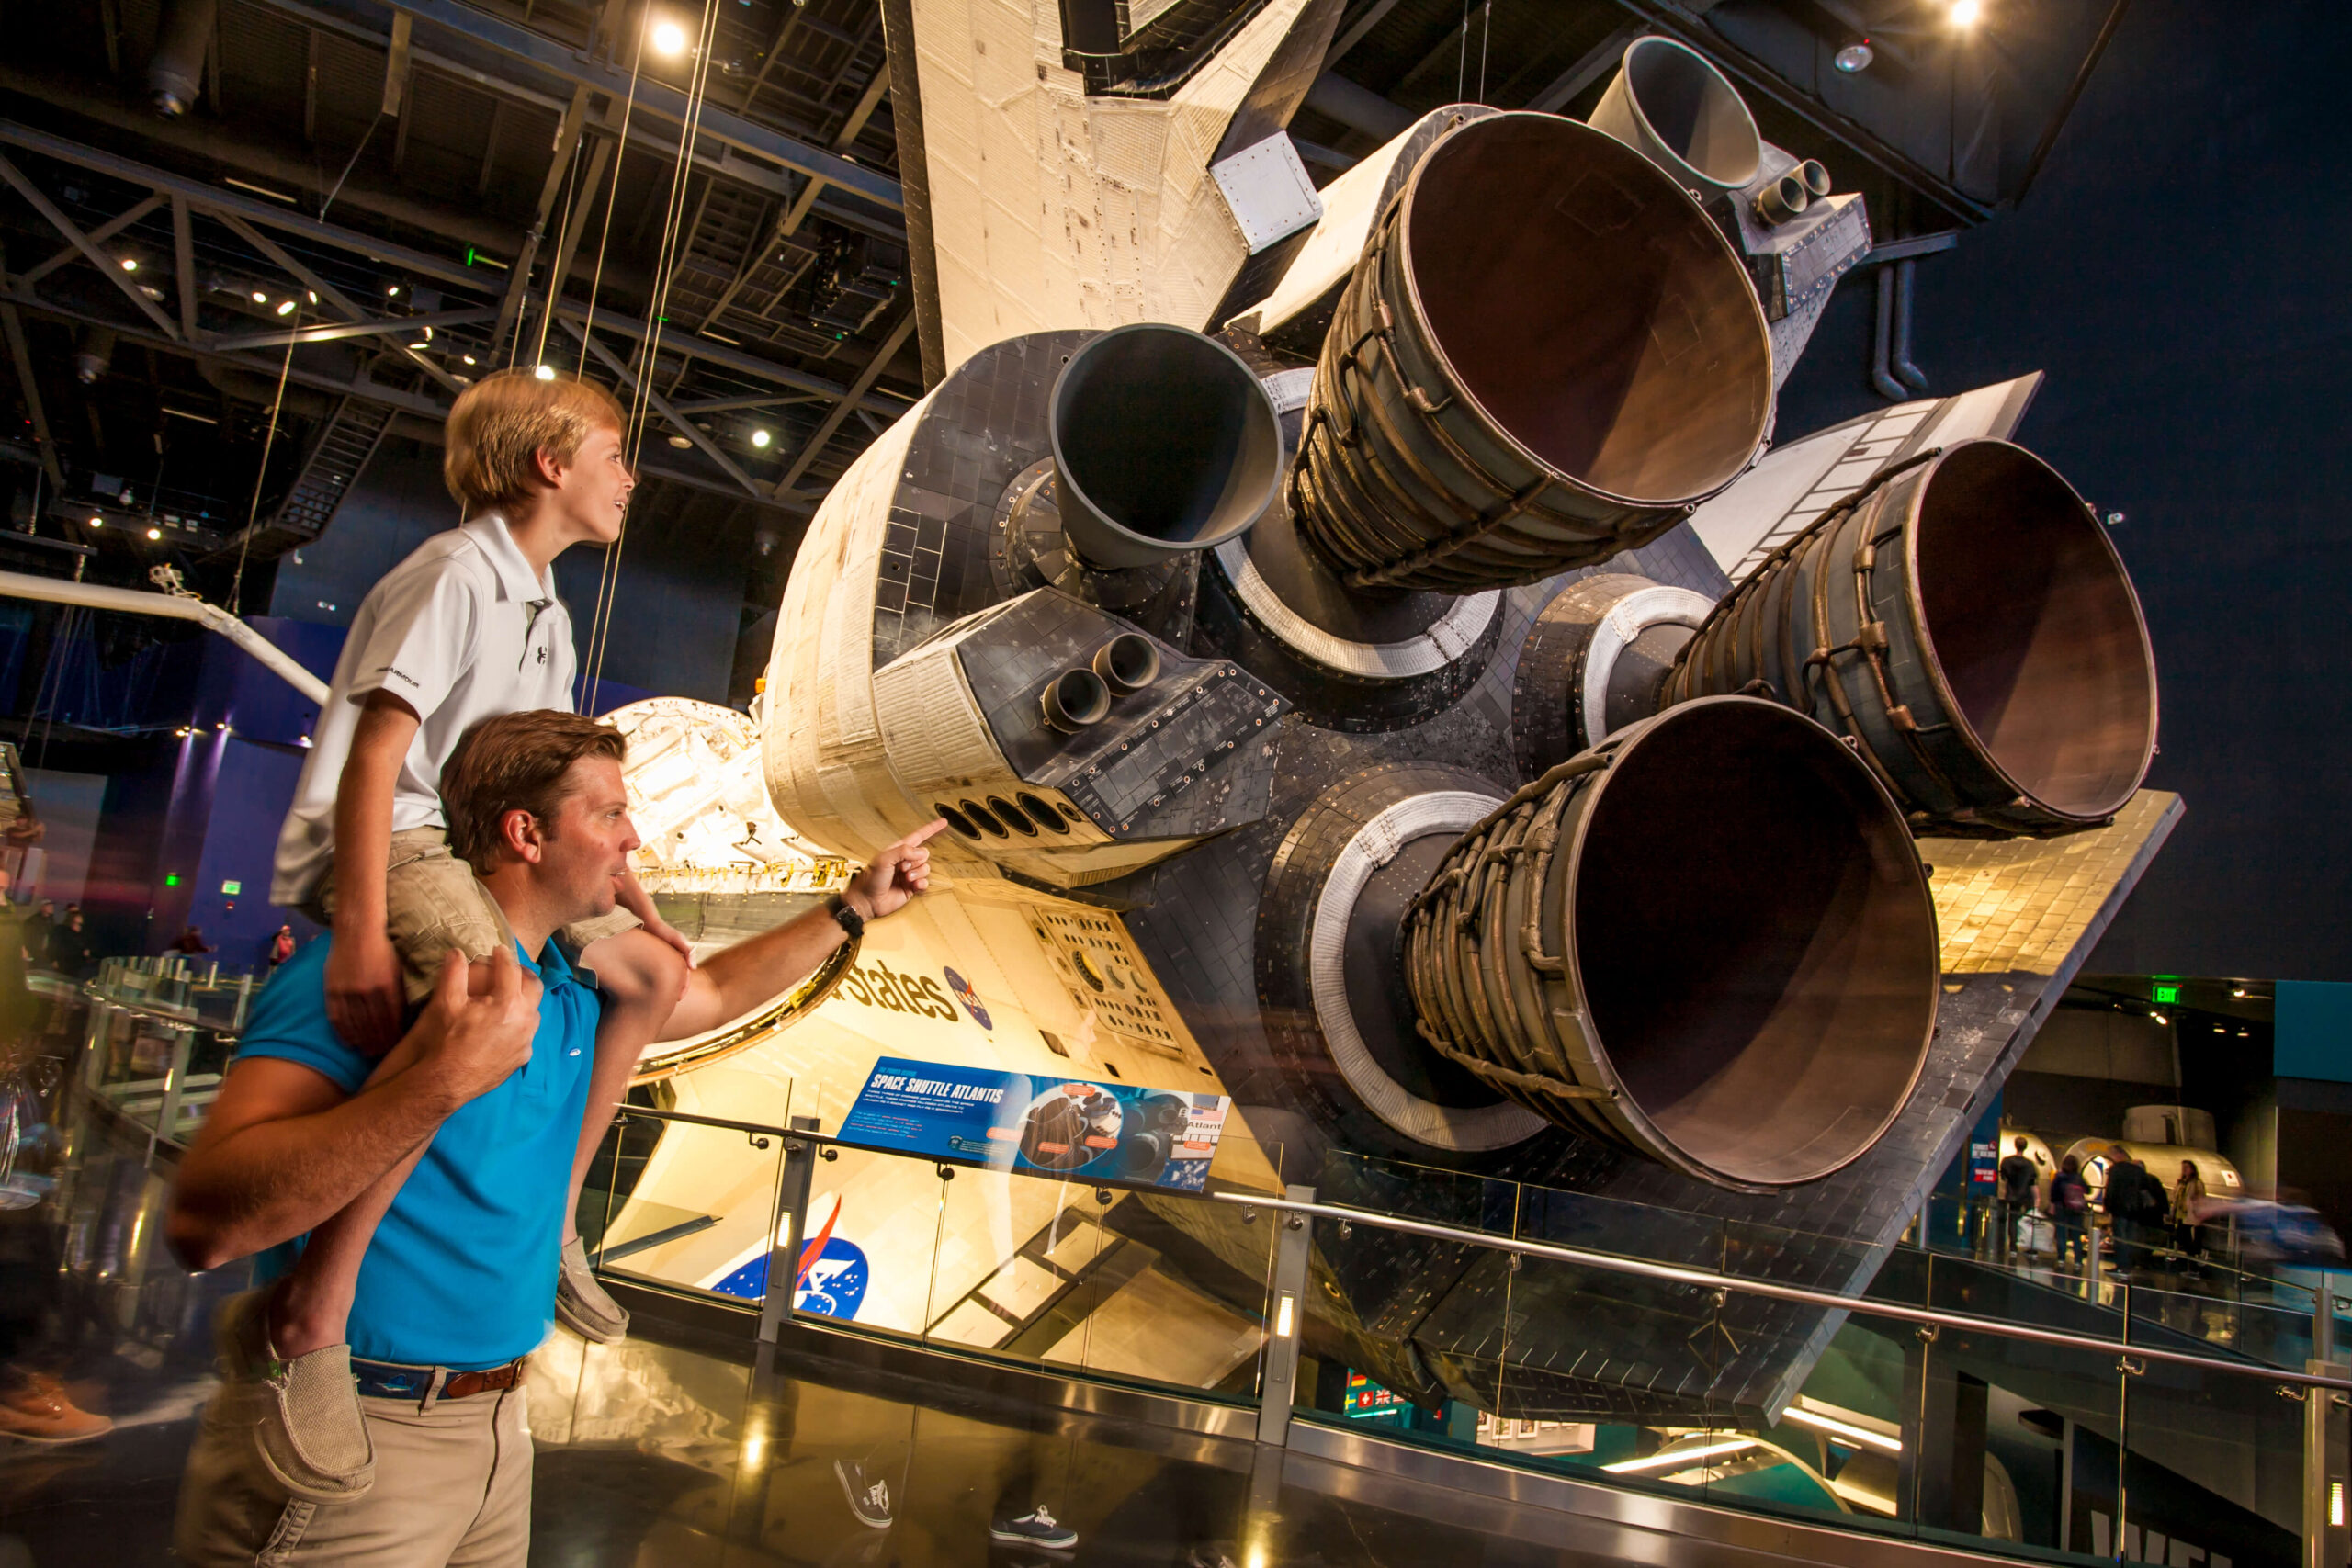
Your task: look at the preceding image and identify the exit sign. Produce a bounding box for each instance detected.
[220,880,242,896]
[2151,979,2182,1005]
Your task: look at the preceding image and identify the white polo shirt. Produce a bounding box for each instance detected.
[272,514,577,908]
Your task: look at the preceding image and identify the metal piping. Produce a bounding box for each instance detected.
[147,0,218,117]
[0,571,329,704]
[1890,257,1929,392]
[1871,266,1907,401]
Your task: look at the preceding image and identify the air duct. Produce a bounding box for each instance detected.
[1587,36,1762,194]
[1046,323,1282,571]
[148,0,218,118]
[1288,112,1771,592]
[74,327,116,386]
[1659,440,2157,836]
[1404,696,1938,1189]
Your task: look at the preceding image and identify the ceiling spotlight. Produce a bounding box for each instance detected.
[751,428,772,448]
[2150,1010,2168,1025]
[387,285,401,298]
[462,355,477,366]
[119,257,139,272]
[1834,39,1874,73]
[276,299,297,316]
[2232,987,2249,998]
[308,290,319,304]
[251,290,268,303]
[215,720,228,730]
[650,18,688,55]
[533,364,557,380]
[1949,0,1982,24]
[407,341,431,350]
[146,526,163,540]
[667,434,693,448]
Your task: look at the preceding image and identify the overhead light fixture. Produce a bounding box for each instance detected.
[146,526,163,540]
[2150,1010,2169,1026]
[308,290,319,304]
[276,299,297,316]
[751,429,772,448]
[387,285,401,297]
[534,364,556,380]
[2232,987,2249,998]
[1949,0,1982,24]
[420,326,433,341]
[462,355,477,366]
[1834,40,1873,73]
[650,18,688,55]
[223,176,299,203]
[407,341,431,350]
[251,291,268,303]
[667,434,693,448]
[119,257,139,272]
[1603,1438,1757,1474]
[87,514,103,527]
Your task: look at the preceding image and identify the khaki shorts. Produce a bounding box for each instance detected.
[175,1375,532,1567]
[308,826,640,1007]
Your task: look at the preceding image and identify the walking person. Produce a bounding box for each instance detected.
[1995,1136,2039,1264]
[2050,1155,2092,1277]
[2171,1158,2208,1269]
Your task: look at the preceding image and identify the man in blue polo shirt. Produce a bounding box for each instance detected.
[167,709,943,1566]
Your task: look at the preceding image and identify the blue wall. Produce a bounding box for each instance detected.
[2278,983,2352,1084]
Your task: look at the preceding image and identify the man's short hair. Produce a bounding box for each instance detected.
[443,710,628,874]
[442,368,627,513]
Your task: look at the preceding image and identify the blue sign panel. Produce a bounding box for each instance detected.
[840,1056,1232,1190]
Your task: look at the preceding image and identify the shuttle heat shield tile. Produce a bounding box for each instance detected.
[906,0,1326,373]
[1927,791,2183,975]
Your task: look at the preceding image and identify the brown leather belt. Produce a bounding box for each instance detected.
[350,1354,529,1404]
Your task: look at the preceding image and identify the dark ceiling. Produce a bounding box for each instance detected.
[0,0,2120,621]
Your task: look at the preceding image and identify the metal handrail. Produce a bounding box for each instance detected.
[1212,1191,2352,1393]
[601,1101,2352,1392]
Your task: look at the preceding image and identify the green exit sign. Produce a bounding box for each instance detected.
[220,880,242,896]
[163,874,181,887]
[2151,980,2182,1005]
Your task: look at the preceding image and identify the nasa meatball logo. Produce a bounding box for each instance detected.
[943,966,991,1030]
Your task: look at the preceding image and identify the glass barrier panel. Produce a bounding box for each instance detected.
[2114,1332,2309,1568]
[591,1109,790,1307]
[785,1140,945,1337]
[2126,1280,2312,1372]
[921,1164,1114,1370]
[1319,1148,1522,1236]
[1071,1181,1277,1400]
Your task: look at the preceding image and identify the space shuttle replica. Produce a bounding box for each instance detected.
[602,0,2171,1427]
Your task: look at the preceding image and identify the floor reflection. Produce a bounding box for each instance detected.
[1,1082,1732,1566]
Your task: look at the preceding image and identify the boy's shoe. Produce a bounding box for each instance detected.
[989,1506,1078,1551]
[836,1458,893,1527]
[214,1287,374,1503]
[556,1236,630,1344]
[0,1372,113,1444]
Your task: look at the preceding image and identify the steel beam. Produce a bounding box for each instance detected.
[673,390,823,415]
[171,195,198,340]
[384,0,902,210]
[563,318,763,499]
[772,310,914,498]
[18,194,165,288]
[533,134,609,355]
[213,307,494,352]
[0,155,182,341]
[382,10,415,115]
[0,303,64,491]
[554,305,910,418]
[495,84,592,362]
[217,211,466,395]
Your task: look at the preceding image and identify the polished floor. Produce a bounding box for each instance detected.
[0,1080,1822,1568]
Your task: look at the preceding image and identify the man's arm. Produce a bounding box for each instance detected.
[653,819,945,1043]
[324,692,423,1054]
[167,949,540,1271]
[612,868,695,968]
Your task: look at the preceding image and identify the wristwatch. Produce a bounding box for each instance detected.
[827,893,865,941]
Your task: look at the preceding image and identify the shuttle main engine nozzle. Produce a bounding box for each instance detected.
[1403,696,1939,1190]
[1046,323,1284,570]
[1660,440,2158,836]
[1588,34,1763,195]
[1289,112,1773,593]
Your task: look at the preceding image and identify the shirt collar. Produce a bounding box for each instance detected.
[513,936,579,990]
[461,513,558,606]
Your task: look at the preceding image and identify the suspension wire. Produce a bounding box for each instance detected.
[585,0,722,714]
[529,142,591,368]
[1476,0,1492,102]
[1456,0,1470,101]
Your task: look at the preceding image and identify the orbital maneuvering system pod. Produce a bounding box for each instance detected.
[741,23,2165,1421]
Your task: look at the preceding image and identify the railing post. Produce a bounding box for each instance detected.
[1256,1182,1315,1447]
[2307,1349,2349,1568]
[757,1114,820,1346]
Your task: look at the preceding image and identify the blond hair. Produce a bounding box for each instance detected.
[442,369,628,512]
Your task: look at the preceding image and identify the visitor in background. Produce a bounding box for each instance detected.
[20,900,52,967]
[45,909,91,981]
[2102,1150,2163,1273]
[169,925,215,956]
[1995,1136,2039,1263]
[2172,1158,2208,1266]
[267,925,297,973]
[2050,1155,2091,1273]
